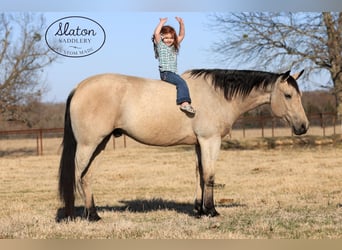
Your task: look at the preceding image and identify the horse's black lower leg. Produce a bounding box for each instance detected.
[202,205,220,217]
[82,194,101,221]
[194,203,220,217]
[193,179,220,217]
[194,199,203,217]
[199,183,220,217]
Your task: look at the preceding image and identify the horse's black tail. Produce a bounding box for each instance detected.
[58,89,77,216]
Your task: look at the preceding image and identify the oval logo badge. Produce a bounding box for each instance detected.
[45,16,106,58]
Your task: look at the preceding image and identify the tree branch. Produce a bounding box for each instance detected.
[0,13,57,125]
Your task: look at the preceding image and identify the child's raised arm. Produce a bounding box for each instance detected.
[175,17,185,43]
[153,18,168,43]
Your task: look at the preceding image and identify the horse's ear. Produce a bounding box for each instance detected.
[280,70,291,82]
[291,70,304,80]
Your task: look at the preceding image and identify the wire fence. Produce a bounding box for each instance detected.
[0,112,340,156]
[231,112,339,139]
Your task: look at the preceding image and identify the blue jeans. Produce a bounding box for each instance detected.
[160,71,192,105]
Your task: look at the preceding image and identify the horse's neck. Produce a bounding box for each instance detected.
[234,89,271,117]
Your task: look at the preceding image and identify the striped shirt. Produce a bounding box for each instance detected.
[156,40,178,73]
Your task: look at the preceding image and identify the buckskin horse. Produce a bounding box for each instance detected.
[58,69,309,221]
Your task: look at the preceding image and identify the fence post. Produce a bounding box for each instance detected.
[271,119,275,137]
[36,134,40,156]
[111,135,126,149]
[319,113,326,137]
[39,129,43,156]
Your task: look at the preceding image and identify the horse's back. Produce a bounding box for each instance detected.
[69,73,198,146]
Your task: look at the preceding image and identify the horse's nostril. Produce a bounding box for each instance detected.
[293,123,308,135]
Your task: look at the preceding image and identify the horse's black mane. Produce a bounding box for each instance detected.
[188,69,300,100]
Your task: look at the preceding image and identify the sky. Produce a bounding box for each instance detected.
[42,12,221,102]
[3,0,342,103]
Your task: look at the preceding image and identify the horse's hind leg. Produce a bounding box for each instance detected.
[75,142,104,221]
[78,171,101,221]
[76,135,111,221]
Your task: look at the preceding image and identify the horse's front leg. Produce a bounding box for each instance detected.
[194,144,204,215]
[195,136,221,217]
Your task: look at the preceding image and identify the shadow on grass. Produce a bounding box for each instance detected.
[55,198,247,222]
[56,198,193,222]
[113,198,195,214]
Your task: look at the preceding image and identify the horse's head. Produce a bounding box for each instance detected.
[270,70,309,135]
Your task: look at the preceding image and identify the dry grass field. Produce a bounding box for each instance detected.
[0,135,341,239]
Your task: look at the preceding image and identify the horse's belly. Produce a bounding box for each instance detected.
[126,129,197,146]
[122,121,197,146]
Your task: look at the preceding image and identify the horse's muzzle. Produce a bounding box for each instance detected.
[293,122,309,135]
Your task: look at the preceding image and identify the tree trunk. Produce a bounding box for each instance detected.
[334,74,342,116]
[323,13,342,116]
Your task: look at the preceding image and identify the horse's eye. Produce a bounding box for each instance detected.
[284,93,292,99]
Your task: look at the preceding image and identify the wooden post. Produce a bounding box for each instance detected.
[320,113,325,137]
[271,119,275,137]
[39,129,43,155]
[36,134,40,156]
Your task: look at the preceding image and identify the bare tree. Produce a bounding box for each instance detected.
[210,12,342,115]
[0,13,57,126]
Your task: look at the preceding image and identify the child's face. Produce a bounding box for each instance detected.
[161,33,175,47]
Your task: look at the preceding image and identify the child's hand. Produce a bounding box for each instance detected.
[175,17,183,24]
[159,17,168,23]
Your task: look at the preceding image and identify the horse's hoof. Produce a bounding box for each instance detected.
[194,210,203,218]
[208,210,220,217]
[203,208,220,217]
[84,209,102,221]
[194,207,220,218]
[194,204,203,218]
[88,213,101,222]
